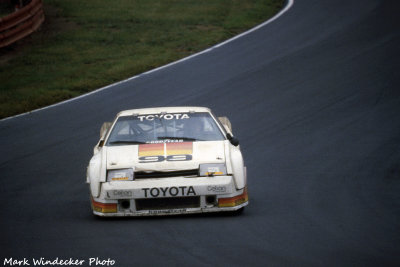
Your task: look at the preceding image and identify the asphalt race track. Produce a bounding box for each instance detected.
[1,0,399,266]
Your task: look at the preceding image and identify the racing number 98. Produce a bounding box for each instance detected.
[139,155,192,163]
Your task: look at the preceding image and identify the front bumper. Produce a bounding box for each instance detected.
[90,176,248,216]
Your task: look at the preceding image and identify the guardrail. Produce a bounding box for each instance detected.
[0,0,44,48]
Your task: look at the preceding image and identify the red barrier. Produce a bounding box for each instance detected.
[0,0,45,48]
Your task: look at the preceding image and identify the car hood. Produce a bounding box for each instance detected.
[105,141,226,171]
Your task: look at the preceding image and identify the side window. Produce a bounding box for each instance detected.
[203,117,213,132]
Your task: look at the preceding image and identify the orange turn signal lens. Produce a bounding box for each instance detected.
[218,187,248,207]
[91,198,117,213]
[205,171,224,176]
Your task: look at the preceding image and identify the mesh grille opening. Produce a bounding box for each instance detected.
[135,169,198,179]
[136,197,200,211]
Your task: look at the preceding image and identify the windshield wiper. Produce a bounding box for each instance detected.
[157,136,201,141]
[109,140,146,145]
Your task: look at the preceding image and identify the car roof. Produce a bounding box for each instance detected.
[117,106,212,117]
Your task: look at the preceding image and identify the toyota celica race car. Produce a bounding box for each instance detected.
[86,107,248,216]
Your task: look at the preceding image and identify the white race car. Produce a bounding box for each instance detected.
[86,107,248,216]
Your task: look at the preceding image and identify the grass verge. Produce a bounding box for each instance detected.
[0,0,284,119]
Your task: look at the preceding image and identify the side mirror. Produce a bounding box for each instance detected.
[227,133,239,146]
[98,140,105,148]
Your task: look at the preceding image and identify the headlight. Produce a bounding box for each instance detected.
[199,164,227,176]
[107,168,134,181]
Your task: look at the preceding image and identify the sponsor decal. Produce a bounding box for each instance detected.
[107,190,133,198]
[146,140,184,144]
[148,209,187,215]
[142,186,196,197]
[139,142,193,163]
[207,186,226,193]
[137,113,190,121]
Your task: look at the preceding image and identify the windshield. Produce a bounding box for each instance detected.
[106,112,225,146]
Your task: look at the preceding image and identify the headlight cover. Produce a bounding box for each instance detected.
[199,163,227,176]
[107,168,134,181]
